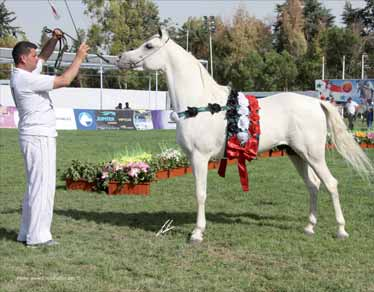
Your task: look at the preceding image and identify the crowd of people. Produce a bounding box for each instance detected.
[323,95,373,131]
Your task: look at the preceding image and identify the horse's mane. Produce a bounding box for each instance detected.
[172,40,230,104]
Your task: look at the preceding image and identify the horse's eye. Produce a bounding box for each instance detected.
[145,43,153,50]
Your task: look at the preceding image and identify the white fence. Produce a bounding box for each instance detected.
[0,85,168,110]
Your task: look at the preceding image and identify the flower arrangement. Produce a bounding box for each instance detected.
[100,160,155,188]
[152,147,189,170]
[62,160,101,183]
[368,132,374,144]
[226,91,252,146]
[354,131,374,145]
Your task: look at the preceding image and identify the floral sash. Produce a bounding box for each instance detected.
[218,91,260,191]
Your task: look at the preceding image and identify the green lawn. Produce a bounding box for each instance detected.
[0,129,373,292]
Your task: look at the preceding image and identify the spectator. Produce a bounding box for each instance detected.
[115,102,123,109]
[125,102,131,109]
[11,29,89,247]
[367,99,373,129]
[345,97,358,131]
[329,97,337,106]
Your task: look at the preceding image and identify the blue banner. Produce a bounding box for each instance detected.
[74,109,97,130]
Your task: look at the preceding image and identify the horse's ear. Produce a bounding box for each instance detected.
[159,27,169,43]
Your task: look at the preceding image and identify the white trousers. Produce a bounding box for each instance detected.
[17,135,56,244]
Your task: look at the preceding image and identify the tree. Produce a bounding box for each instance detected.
[83,0,160,55]
[274,0,307,58]
[0,1,19,38]
[303,0,335,44]
[83,0,161,90]
[0,1,24,79]
[320,27,361,79]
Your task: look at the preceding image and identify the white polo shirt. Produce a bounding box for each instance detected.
[10,60,57,137]
[345,100,358,115]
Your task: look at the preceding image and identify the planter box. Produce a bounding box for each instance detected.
[227,159,237,165]
[208,161,219,169]
[66,179,95,191]
[185,166,193,174]
[168,167,186,178]
[156,170,169,180]
[107,181,150,195]
[367,144,374,149]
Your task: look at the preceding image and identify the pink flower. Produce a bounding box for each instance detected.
[128,168,140,177]
[368,132,374,139]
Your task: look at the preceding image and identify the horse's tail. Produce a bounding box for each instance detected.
[320,101,373,178]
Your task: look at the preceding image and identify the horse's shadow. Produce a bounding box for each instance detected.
[54,209,296,232]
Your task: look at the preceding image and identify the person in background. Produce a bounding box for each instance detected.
[366,99,373,129]
[115,102,123,109]
[125,102,131,109]
[11,29,89,247]
[329,97,337,106]
[345,97,358,131]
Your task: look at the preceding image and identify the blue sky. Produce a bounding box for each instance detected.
[5,0,366,44]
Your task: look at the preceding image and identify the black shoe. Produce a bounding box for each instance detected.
[26,240,59,248]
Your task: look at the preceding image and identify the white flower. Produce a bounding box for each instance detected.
[238,106,249,116]
[238,115,250,131]
[238,92,249,107]
[237,132,249,144]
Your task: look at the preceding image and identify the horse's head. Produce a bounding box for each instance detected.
[117,28,170,71]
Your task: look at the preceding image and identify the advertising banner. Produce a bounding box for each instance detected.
[117,110,136,130]
[133,110,154,130]
[151,110,177,129]
[0,106,17,128]
[74,109,96,130]
[96,110,119,130]
[56,108,77,130]
[315,79,374,104]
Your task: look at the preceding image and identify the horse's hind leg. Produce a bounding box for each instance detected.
[288,154,320,235]
[305,154,349,239]
[190,151,209,243]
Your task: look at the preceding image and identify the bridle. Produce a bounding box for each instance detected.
[121,37,170,69]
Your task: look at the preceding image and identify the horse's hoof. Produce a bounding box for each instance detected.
[337,230,349,239]
[189,237,203,244]
[304,226,315,236]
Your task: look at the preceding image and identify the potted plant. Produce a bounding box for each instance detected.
[100,160,155,195]
[154,148,187,178]
[63,160,100,191]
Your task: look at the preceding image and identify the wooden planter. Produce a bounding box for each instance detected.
[168,167,186,178]
[107,181,150,195]
[156,170,169,180]
[66,179,95,192]
[367,144,374,148]
[185,166,193,174]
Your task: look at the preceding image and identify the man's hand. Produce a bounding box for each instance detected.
[52,28,63,40]
[76,43,90,61]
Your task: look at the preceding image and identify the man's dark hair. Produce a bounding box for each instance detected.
[12,41,37,65]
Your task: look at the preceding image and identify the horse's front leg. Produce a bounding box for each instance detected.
[190,151,209,243]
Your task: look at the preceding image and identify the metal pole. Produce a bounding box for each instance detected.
[209,31,213,77]
[99,60,103,110]
[148,75,151,109]
[322,56,325,80]
[186,29,189,52]
[361,54,365,80]
[155,71,158,109]
[342,55,345,80]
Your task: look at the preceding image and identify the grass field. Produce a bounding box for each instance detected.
[0,128,373,292]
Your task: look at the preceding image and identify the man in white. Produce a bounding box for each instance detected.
[345,97,358,131]
[10,29,89,247]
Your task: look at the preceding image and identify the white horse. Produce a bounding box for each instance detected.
[117,29,373,243]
